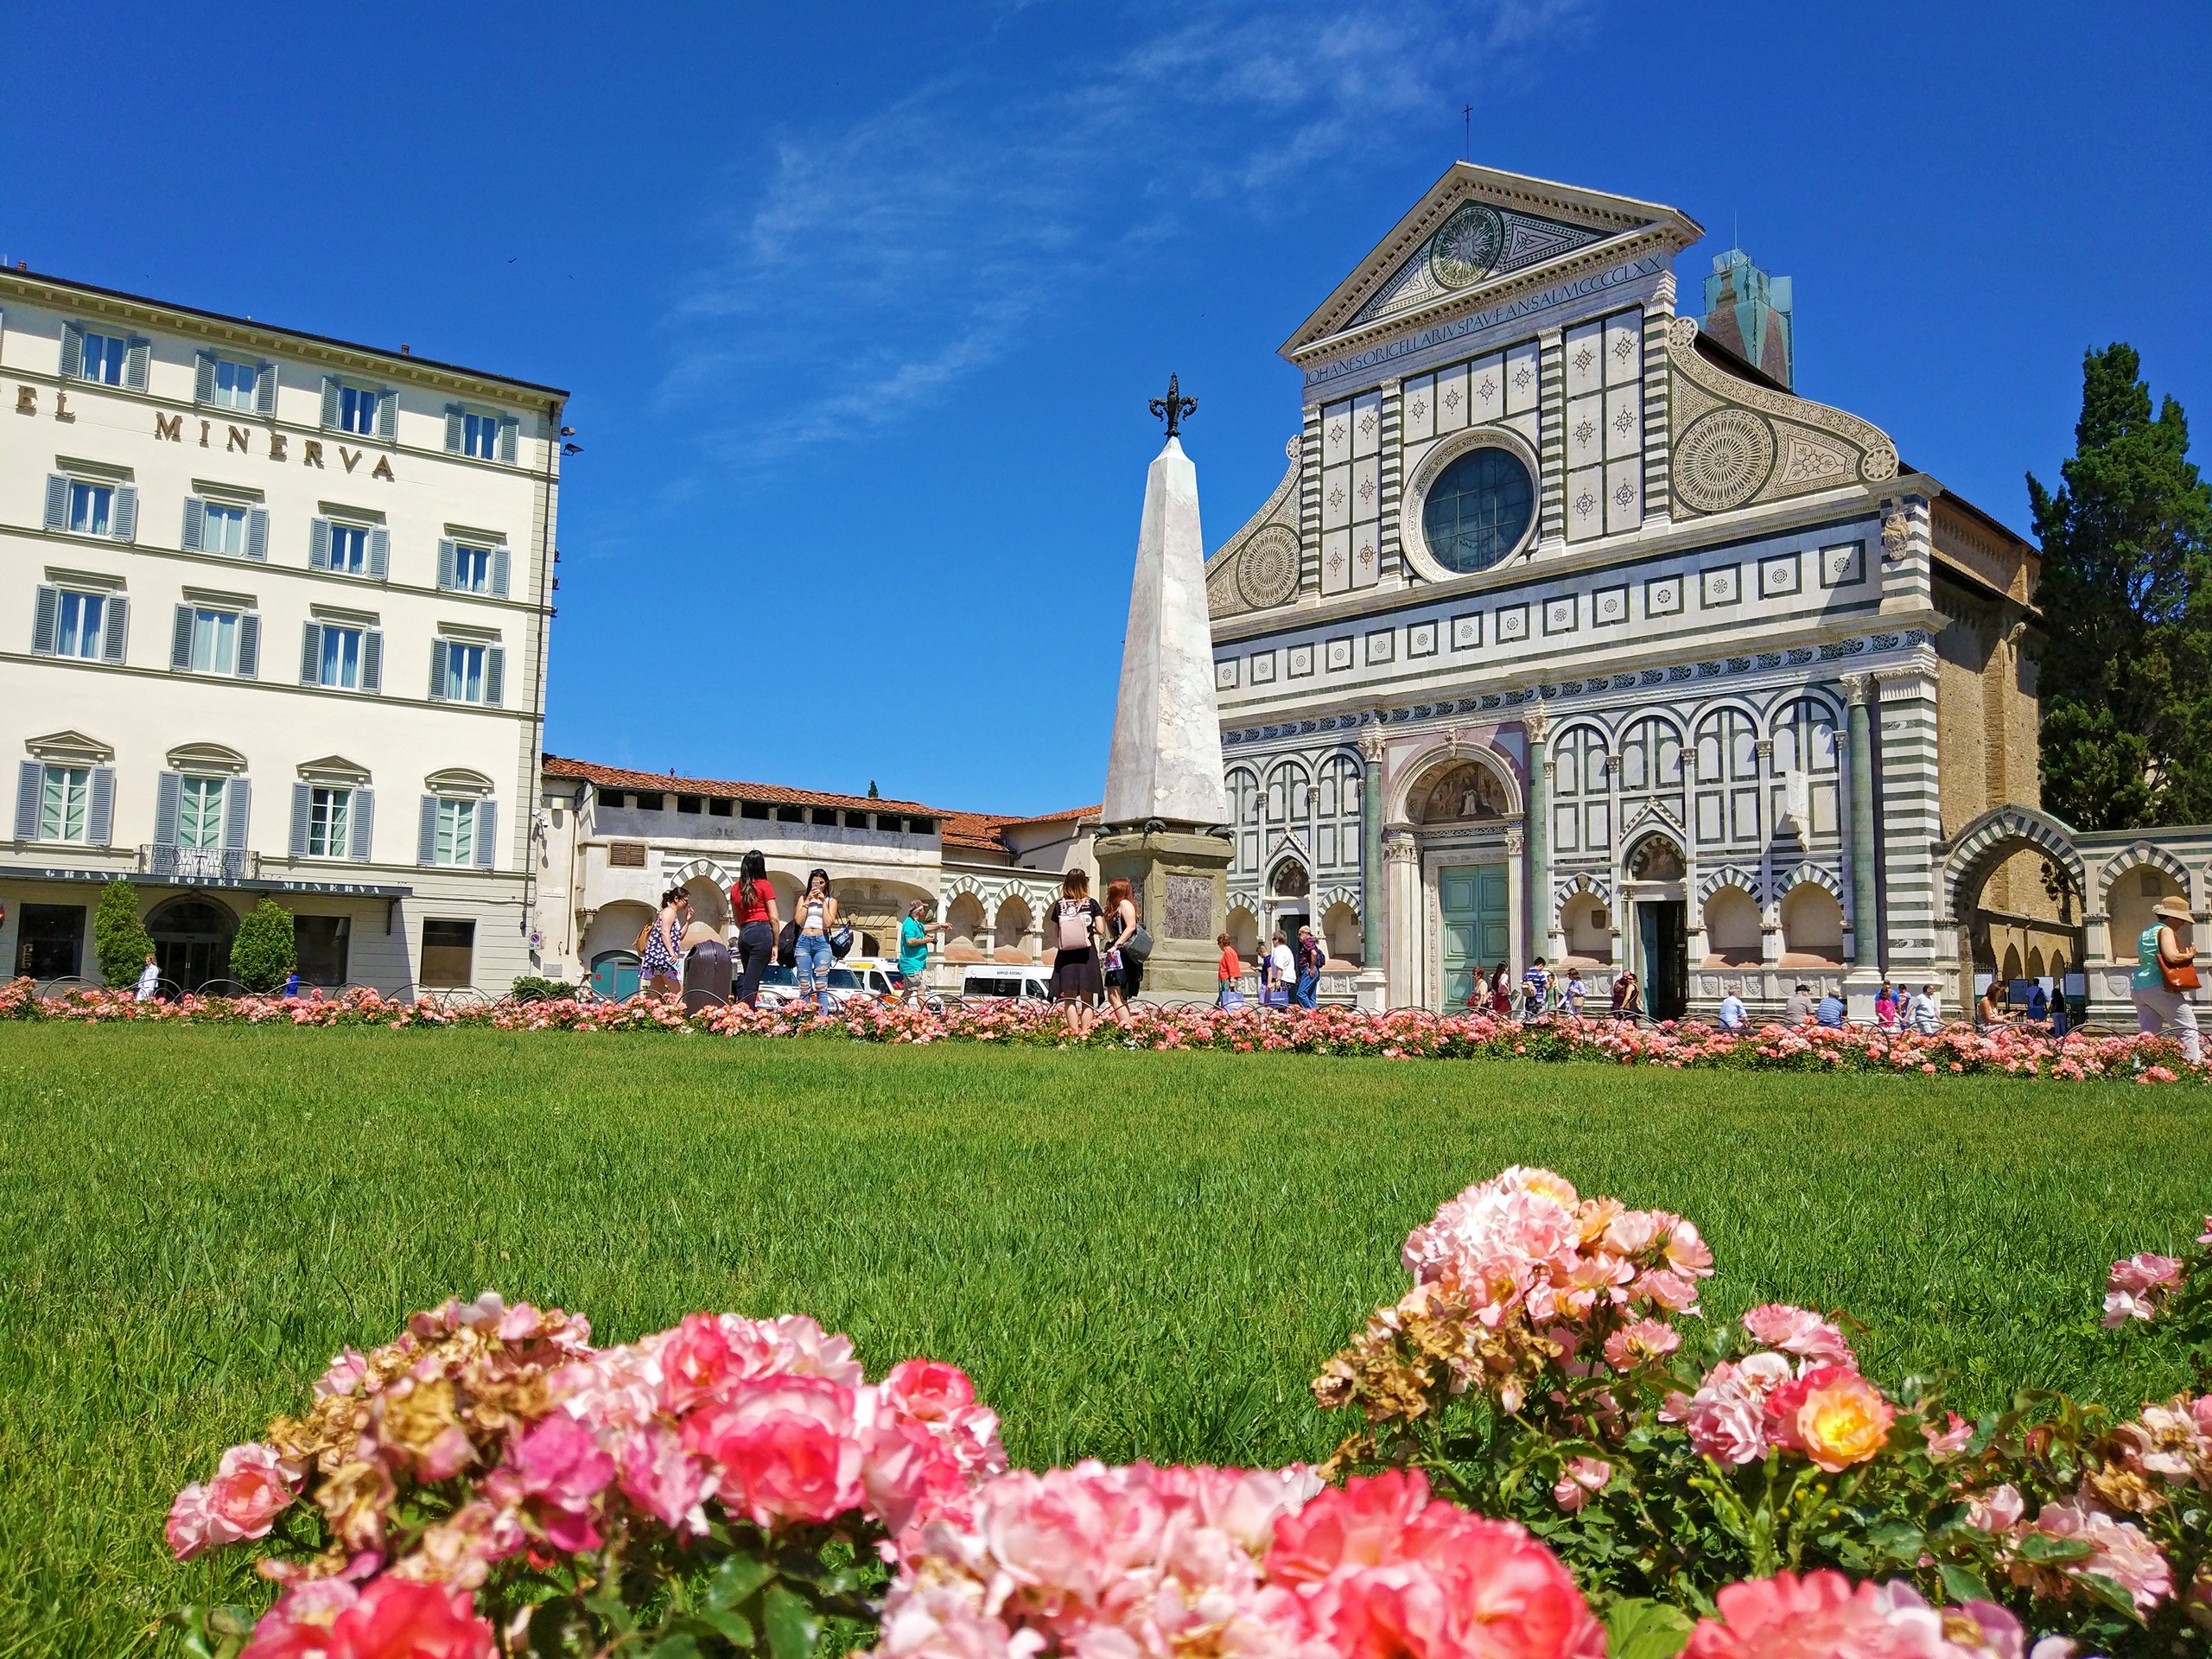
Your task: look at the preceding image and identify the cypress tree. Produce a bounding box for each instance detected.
[2031,344,2212,830]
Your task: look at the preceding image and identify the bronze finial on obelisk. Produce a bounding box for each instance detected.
[1147,373,1196,439]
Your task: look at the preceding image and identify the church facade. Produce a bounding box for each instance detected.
[1204,164,2192,1020]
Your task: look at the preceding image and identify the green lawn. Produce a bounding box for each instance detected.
[3,1027,2209,1656]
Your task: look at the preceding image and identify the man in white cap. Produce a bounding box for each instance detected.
[2132,893,2202,1063]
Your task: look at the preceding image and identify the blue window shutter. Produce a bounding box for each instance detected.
[474,799,498,869]
[321,377,340,427]
[417,795,439,865]
[368,526,390,580]
[181,497,205,550]
[498,416,518,464]
[112,486,137,543]
[103,595,128,663]
[222,779,251,850]
[43,474,67,531]
[255,362,277,416]
[376,388,397,439]
[236,613,260,678]
[31,587,58,653]
[309,518,330,569]
[194,352,215,404]
[60,323,83,379]
[124,336,150,391]
[289,783,312,857]
[87,767,115,847]
[444,404,464,452]
[491,548,511,598]
[351,789,375,861]
[170,605,194,671]
[429,639,449,700]
[245,507,269,563]
[436,539,456,590]
[299,623,321,685]
[14,762,41,842]
[360,630,383,693]
[485,647,505,707]
[155,772,182,846]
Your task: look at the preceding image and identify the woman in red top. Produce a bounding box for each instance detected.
[728,849,782,1007]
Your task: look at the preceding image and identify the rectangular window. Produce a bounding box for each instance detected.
[318,626,362,690]
[190,608,239,674]
[211,359,258,410]
[202,502,247,556]
[16,904,85,978]
[67,481,114,536]
[462,411,501,460]
[336,384,378,435]
[443,642,486,702]
[307,787,352,857]
[80,331,128,385]
[177,776,226,849]
[328,524,369,575]
[54,591,106,659]
[453,543,493,593]
[295,915,350,985]
[420,918,476,988]
[434,798,478,866]
[38,766,91,842]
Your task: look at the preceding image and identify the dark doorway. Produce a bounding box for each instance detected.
[17,904,86,978]
[1637,900,1688,1021]
[149,896,238,991]
[295,915,351,987]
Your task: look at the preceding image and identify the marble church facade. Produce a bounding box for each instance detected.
[1203,163,2116,1020]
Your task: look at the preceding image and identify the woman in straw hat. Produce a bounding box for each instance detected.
[2131,893,2202,1063]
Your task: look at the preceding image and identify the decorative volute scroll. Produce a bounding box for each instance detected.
[1205,440,1304,619]
[1666,316,1897,518]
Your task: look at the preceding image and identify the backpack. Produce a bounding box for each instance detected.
[1057,899,1093,951]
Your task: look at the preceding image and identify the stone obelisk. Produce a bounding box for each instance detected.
[1095,376,1235,995]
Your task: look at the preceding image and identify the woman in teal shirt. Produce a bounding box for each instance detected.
[897,900,931,1001]
[2131,893,2201,1063]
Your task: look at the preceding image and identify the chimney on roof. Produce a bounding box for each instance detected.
[1702,249,1793,390]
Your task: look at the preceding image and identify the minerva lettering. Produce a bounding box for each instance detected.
[1303,256,1664,388]
[153,411,396,480]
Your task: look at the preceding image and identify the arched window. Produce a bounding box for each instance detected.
[1771,699,1840,840]
[1262,759,1309,825]
[1618,716,1684,794]
[1548,726,1610,855]
[1313,753,1362,871]
[1772,700,1839,775]
[1692,709,1758,845]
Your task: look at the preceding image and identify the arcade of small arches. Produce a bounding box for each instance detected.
[1936,806,2212,1002]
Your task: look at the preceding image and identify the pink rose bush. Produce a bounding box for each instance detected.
[1312,1170,2212,1659]
[9,976,2209,1084]
[874,1465,1605,1659]
[167,1294,1004,1657]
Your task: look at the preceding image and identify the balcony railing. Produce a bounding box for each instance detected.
[137,845,260,883]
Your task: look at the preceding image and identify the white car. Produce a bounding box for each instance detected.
[753,956,909,1009]
[958,965,1053,1001]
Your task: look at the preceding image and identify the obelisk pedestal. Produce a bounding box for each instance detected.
[1096,392,1235,997]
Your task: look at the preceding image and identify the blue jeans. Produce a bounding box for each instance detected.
[1294,970,1319,1009]
[794,932,835,1009]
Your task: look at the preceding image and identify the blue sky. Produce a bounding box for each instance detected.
[6,1,2207,814]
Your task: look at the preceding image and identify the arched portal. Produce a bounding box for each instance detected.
[1619,832,1688,1020]
[148,894,238,992]
[1941,806,2086,1003]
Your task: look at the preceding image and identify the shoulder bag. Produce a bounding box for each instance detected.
[2160,944,2201,993]
[1126,921,1154,961]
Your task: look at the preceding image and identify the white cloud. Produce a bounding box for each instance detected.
[665,0,1592,461]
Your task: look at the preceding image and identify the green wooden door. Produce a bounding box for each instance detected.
[1440,864,1510,1006]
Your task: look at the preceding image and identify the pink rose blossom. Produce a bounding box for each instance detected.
[1920,1412,1974,1461]
[1741,1304,1856,1367]
[1686,1569,2024,1659]
[316,1348,370,1399]
[1552,1459,1611,1513]
[680,1373,865,1526]
[1602,1319,1681,1370]
[168,1443,301,1559]
[617,1422,715,1534]
[2023,1500,2173,1614]
[2107,1254,2182,1294]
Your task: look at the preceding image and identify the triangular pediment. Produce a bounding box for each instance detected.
[25,728,115,763]
[1282,163,1702,360]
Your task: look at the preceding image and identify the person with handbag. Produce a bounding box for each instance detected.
[1047,868,1105,1036]
[1264,931,1294,1009]
[1216,934,1243,1010]
[793,868,839,1013]
[1293,925,1325,1010]
[639,887,689,1000]
[2133,894,2202,1062]
[1101,878,1147,1018]
[728,850,782,1008]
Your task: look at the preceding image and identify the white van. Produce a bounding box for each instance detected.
[959,966,1053,1001]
